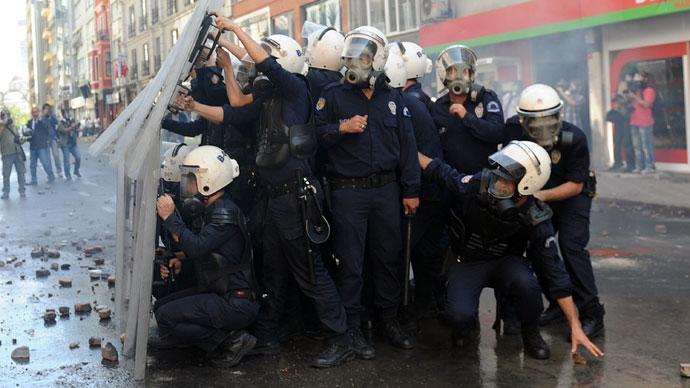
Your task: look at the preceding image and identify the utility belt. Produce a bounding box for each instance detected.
[329,171,396,191]
[267,175,317,198]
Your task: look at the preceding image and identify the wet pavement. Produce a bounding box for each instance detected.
[1,140,690,387]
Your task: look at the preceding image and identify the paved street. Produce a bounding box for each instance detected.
[1,140,689,387]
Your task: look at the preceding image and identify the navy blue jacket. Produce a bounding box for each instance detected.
[430,90,504,174]
[26,117,50,150]
[424,158,572,299]
[162,193,250,292]
[401,89,442,201]
[307,69,342,104]
[191,65,229,106]
[503,116,590,191]
[314,78,421,198]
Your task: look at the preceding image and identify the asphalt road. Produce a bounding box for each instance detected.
[1,140,689,387]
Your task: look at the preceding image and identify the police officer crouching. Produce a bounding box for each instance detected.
[154,145,260,368]
[418,141,604,360]
[503,84,605,339]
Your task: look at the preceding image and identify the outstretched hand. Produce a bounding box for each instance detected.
[571,326,605,358]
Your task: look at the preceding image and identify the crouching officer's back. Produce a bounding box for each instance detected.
[153,145,260,368]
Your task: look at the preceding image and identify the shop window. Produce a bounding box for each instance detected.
[349,0,418,34]
[610,43,687,164]
[235,7,270,43]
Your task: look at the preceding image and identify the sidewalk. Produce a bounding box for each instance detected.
[595,169,690,209]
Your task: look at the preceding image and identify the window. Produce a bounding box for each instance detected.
[272,12,294,38]
[167,0,177,15]
[350,0,419,34]
[131,49,138,79]
[141,0,148,19]
[304,0,341,31]
[171,29,178,45]
[143,43,149,62]
[105,52,112,77]
[128,6,136,37]
[235,7,270,43]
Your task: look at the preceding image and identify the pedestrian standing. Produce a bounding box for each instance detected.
[42,104,63,178]
[0,108,27,199]
[628,71,656,173]
[25,106,55,185]
[57,116,82,180]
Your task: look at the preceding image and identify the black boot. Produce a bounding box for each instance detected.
[207,331,257,368]
[348,326,376,360]
[451,328,477,348]
[311,344,355,368]
[522,328,551,360]
[246,339,280,356]
[380,319,414,349]
[539,304,566,326]
[581,304,605,339]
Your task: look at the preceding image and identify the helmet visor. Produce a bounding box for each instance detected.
[519,113,562,144]
[444,63,473,83]
[343,37,378,64]
[179,167,204,198]
[488,148,528,181]
[438,46,477,72]
[487,169,517,199]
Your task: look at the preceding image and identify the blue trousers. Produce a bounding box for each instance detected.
[630,125,655,170]
[61,143,81,178]
[29,147,54,183]
[332,183,402,326]
[447,256,543,331]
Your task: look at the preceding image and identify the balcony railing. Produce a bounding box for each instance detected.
[167,0,177,16]
[97,30,110,42]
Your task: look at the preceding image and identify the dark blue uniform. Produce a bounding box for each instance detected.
[233,57,349,347]
[154,194,260,353]
[315,77,420,326]
[307,69,343,102]
[430,90,504,174]
[400,86,446,314]
[423,158,572,331]
[503,116,602,317]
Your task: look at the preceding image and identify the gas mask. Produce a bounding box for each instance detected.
[479,168,520,220]
[252,74,275,99]
[179,170,208,220]
[343,37,380,89]
[519,113,563,151]
[444,64,474,96]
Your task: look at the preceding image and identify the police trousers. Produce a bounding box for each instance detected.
[446,256,543,331]
[154,290,259,353]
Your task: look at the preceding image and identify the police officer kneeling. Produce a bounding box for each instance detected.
[418,141,604,359]
[154,145,260,367]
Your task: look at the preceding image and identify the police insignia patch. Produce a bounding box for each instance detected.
[475,102,484,118]
[486,101,501,113]
[545,236,556,248]
[388,101,397,115]
[461,175,472,184]
[316,97,326,111]
[403,107,411,117]
[551,150,562,164]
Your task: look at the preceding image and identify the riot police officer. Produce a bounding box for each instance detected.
[387,41,433,108]
[503,84,605,339]
[430,45,505,174]
[154,145,259,368]
[418,141,604,360]
[384,51,444,321]
[185,13,354,368]
[314,26,420,359]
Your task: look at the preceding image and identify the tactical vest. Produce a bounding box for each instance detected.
[193,207,260,299]
[446,197,552,262]
[202,122,252,166]
[255,79,317,168]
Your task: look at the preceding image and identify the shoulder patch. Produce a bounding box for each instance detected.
[544,236,556,248]
[486,101,501,113]
[403,106,411,118]
[388,101,397,115]
[461,175,472,184]
[316,97,326,111]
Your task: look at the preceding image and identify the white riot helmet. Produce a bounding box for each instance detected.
[436,45,477,95]
[388,41,432,80]
[161,143,191,183]
[487,140,551,197]
[516,84,564,150]
[180,145,240,199]
[260,34,309,76]
[342,26,388,87]
[383,51,407,88]
[304,26,345,71]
